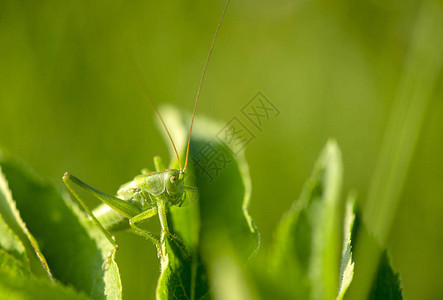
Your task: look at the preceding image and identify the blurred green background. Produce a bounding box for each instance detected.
[0,0,442,299]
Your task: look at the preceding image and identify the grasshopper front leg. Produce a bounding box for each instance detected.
[157,202,190,259]
[153,156,189,256]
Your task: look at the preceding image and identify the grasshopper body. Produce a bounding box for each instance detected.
[92,168,184,231]
[63,160,187,258]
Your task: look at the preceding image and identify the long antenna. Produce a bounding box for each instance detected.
[183,0,230,172]
[124,46,183,172]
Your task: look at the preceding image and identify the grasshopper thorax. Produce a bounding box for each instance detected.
[117,169,184,209]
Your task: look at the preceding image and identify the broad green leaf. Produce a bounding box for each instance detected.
[337,194,356,300]
[156,105,259,299]
[0,163,53,280]
[186,112,259,257]
[0,212,29,271]
[160,105,259,257]
[0,150,122,300]
[272,140,343,300]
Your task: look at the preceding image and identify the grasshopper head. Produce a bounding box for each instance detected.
[165,169,184,206]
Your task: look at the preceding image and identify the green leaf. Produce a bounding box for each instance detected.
[156,236,194,300]
[337,194,357,300]
[0,271,90,300]
[0,245,88,299]
[0,162,53,280]
[155,105,259,299]
[0,150,122,300]
[0,211,29,272]
[160,105,259,256]
[272,140,343,300]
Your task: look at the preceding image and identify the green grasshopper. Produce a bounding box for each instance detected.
[62,0,230,265]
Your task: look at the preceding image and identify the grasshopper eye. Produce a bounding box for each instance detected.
[170,176,176,183]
